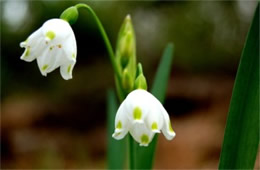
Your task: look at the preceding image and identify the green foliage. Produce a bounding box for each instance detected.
[107,90,126,169]
[218,3,259,169]
[135,43,174,169]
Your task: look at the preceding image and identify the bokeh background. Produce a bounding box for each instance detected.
[1,0,259,169]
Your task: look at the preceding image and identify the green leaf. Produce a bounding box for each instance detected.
[218,3,259,169]
[151,43,174,102]
[135,43,174,169]
[107,89,126,169]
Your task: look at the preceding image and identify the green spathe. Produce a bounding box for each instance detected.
[60,6,79,25]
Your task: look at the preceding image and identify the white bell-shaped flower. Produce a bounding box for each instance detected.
[112,89,176,146]
[20,18,77,80]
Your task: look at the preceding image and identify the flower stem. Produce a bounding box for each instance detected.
[75,3,124,98]
[129,135,135,169]
[75,3,134,169]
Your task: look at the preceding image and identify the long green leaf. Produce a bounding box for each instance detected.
[107,89,126,169]
[151,43,175,102]
[135,43,174,169]
[219,3,259,169]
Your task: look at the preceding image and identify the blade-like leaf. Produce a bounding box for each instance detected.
[135,43,174,169]
[107,89,126,169]
[219,3,259,169]
[151,43,174,102]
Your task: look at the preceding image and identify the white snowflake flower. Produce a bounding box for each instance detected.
[20,18,77,80]
[112,89,176,146]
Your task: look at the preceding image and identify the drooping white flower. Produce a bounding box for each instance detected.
[20,18,77,80]
[112,89,176,146]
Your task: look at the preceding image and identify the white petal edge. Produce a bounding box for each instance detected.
[112,100,130,140]
[20,28,44,62]
[160,105,176,140]
[60,60,76,80]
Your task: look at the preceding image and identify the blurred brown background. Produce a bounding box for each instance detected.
[1,0,259,169]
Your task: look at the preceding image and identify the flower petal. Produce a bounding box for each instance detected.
[36,45,64,76]
[36,49,51,76]
[45,47,64,73]
[59,60,76,80]
[62,32,77,62]
[42,19,73,44]
[145,102,164,133]
[160,105,176,140]
[112,100,130,140]
[129,123,155,146]
[20,28,44,62]
[124,89,152,122]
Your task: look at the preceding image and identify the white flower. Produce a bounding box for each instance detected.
[112,89,176,146]
[20,18,77,80]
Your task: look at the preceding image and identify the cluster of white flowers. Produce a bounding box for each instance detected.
[20,19,77,80]
[20,17,175,147]
[112,89,175,146]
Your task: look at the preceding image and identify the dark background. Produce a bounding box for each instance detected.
[1,0,259,169]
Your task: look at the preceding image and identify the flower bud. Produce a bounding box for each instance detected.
[135,74,147,90]
[134,63,147,90]
[116,14,136,70]
[119,31,134,68]
[122,68,134,92]
[60,6,79,25]
[116,15,137,92]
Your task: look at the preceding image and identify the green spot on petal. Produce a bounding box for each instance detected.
[133,107,142,120]
[72,53,76,59]
[46,31,55,40]
[141,134,149,144]
[25,48,30,57]
[151,122,158,130]
[116,121,122,129]
[67,65,71,73]
[169,121,174,132]
[42,64,48,71]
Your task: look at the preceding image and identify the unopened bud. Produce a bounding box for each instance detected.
[120,31,134,68]
[134,63,147,90]
[116,14,136,70]
[122,68,134,92]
